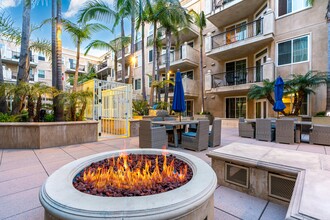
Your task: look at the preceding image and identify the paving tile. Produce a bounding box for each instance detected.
[259,202,287,220]
[325,147,330,155]
[34,149,74,163]
[2,149,36,159]
[0,187,41,219]
[0,149,3,165]
[297,144,326,154]
[64,149,99,159]
[61,145,96,153]
[0,158,41,172]
[214,186,267,220]
[214,208,240,220]
[0,164,45,183]
[4,206,44,220]
[0,172,48,197]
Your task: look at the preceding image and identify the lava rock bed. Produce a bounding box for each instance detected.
[73,154,193,197]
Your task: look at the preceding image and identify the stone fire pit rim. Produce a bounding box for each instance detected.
[39,148,217,219]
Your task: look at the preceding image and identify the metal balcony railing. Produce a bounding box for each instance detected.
[98,61,108,70]
[211,18,263,49]
[117,47,130,59]
[211,66,263,88]
[160,86,174,94]
[213,0,235,10]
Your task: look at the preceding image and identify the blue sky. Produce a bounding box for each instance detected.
[1,0,131,57]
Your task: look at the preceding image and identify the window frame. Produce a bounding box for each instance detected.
[276,35,310,66]
[148,49,153,63]
[225,96,247,119]
[276,0,312,18]
[134,78,141,90]
[38,70,45,79]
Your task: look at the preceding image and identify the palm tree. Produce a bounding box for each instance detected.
[248,79,288,115]
[62,19,107,91]
[189,10,206,113]
[326,0,330,114]
[157,0,190,103]
[51,0,56,89]
[286,71,327,115]
[85,36,130,82]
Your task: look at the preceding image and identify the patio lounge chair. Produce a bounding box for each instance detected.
[256,118,275,142]
[238,118,254,138]
[309,124,330,145]
[209,118,221,147]
[275,119,295,144]
[139,120,168,149]
[182,120,209,151]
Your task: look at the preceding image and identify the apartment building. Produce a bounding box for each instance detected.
[203,0,328,118]
[0,38,115,88]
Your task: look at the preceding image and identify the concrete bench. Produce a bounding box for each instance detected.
[207,143,330,220]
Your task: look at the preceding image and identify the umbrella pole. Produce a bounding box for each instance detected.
[180,112,182,122]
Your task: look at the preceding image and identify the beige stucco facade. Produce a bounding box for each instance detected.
[203,0,328,118]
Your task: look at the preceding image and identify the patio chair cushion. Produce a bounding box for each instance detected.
[182,132,197,137]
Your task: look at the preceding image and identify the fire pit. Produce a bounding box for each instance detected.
[39,149,217,220]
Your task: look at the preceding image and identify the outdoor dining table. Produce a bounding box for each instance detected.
[244,119,313,143]
[152,120,199,147]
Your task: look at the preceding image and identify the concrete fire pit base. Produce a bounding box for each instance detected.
[39,149,217,220]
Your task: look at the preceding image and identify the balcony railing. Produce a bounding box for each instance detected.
[117,47,131,59]
[213,0,235,10]
[211,66,263,88]
[98,61,108,70]
[160,86,174,94]
[69,64,86,71]
[11,51,35,62]
[158,44,199,66]
[158,52,175,65]
[211,18,263,49]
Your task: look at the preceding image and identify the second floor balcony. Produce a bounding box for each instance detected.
[158,24,199,45]
[205,12,274,61]
[97,60,109,72]
[205,61,275,94]
[158,43,199,72]
[1,50,38,66]
[205,0,266,27]
[159,77,199,97]
[66,64,86,73]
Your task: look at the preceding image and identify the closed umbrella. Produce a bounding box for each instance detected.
[172,70,186,121]
[273,76,286,112]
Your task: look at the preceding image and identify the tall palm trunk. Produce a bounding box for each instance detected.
[0,49,7,113]
[34,95,42,122]
[199,29,205,113]
[120,17,126,83]
[164,28,172,103]
[52,0,57,88]
[149,21,157,105]
[156,43,161,102]
[129,12,135,85]
[141,20,146,101]
[73,40,80,92]
[114,54,118,81]
[54,0,64,121]
[326,6,330,113]
[17,0,31,83]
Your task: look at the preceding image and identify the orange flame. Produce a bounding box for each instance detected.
[82,154,188,191]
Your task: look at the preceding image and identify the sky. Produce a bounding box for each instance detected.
[0,0,131,57]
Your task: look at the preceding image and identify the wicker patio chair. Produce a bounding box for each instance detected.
[256,118,275,142]
[309,125,330,145]
[275,119,295,144]
[182,120,209,151]
[209,118,221,147]
[139,120,168,149]
[238,117,255,138]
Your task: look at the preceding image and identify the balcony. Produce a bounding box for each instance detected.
[1,50,38,67]
[159,24,199,45]
[205,0,266,27]
[205,62,275,94]
[158,44,199,72]
[97,60,109,72]
[65,64,86,73]
[205,13,274,61]
[159,77,198,97]
[117,46,131,63]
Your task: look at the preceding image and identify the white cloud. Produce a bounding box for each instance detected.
[63,0,89,18]
[0,0,21,8]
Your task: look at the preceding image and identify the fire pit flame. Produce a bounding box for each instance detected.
[81,153,188,191]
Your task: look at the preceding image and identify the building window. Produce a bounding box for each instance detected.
[135,79,141,90]
[148,75,152,87]
[69,58,76,69]
[38,70,45,78]
[278,36,308,66]
[226,97,247,118]
[148,24,154,36]
[282,94,308,115]
[38,53,45,61]
[148,50,153,63]
[135,55,142,68]
[278,0,310,17]
[181,70,194,80]
[225,21,247,44]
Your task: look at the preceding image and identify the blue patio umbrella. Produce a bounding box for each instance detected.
[273,76,286,112]
[172,70,186,121]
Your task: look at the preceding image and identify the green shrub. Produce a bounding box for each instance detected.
[133,100,149,116]
[44,114,55,122]
[0,113,19,122]
[19,110,28,122]
[155,101,169,110]
[315,111,326,117]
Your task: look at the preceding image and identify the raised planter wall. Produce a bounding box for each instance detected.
[0,121,98,149]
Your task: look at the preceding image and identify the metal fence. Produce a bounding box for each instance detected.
[211,66,263,88]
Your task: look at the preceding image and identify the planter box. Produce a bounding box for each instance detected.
[193,114,214,125]
[312,116,330,125]
[0,121,98,149]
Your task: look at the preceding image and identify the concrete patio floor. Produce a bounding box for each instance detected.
[0,127,329,220]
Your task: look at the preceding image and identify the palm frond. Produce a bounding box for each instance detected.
[0,12,21,44]
[78,0,117,24]
[29,38,52,59]
[84,40,113,55]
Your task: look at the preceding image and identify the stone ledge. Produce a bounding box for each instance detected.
[207,143,330,220]
[0,121,98,149]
